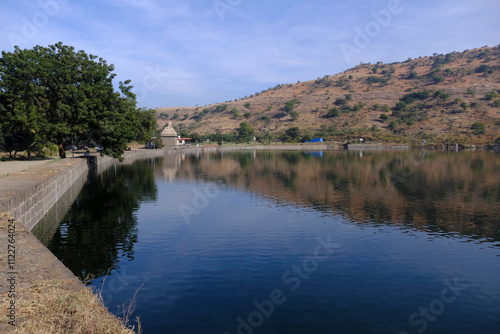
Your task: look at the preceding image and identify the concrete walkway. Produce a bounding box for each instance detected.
[0,159,57,177]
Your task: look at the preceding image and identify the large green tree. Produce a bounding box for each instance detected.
[237,121,255,143]
[0,42,155,159]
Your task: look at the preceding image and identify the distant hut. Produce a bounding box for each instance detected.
[161,122,178,147]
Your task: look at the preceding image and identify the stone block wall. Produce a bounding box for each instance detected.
[0,149,166,232]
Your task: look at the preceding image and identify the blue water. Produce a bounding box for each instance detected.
[37,151,500,334]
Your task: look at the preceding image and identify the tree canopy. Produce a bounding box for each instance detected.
[0,42,156,159]
[237,121,255,143]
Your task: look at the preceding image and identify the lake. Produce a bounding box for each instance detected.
[33,149,500,334]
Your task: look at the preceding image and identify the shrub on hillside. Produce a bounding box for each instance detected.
[284,99,299,113]
[326,107,340,118]
[485,90,499,101]
[367,76,388,85]
[407,71,418,79]
[471,122,486,135]
[388,121,398,132]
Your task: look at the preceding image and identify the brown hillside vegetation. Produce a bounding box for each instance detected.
[157,46,500,144]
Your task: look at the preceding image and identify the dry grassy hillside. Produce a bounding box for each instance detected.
[157,46,500,144]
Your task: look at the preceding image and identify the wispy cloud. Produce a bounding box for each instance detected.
[1,0,499,107]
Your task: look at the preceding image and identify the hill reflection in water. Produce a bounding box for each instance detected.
[163,149,500,244]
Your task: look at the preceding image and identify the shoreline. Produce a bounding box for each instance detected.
[0,149,165,333]
[172,142,499,152]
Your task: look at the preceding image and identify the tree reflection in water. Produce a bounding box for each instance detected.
[47,159,159,280]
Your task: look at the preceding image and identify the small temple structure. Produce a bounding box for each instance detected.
[160,122,178,147]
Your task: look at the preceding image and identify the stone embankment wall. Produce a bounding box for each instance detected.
[346,144,410,150]
[0,159,88,232]
[0,149,166,332]
[0,149,165,232]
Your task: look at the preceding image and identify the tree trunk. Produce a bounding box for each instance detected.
[58,143,66,159]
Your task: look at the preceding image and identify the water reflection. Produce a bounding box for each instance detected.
[166,150,500,244]
[44,159,159,279]
[38,150,500,282]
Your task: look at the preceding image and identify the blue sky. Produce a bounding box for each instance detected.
[1,0,499,108]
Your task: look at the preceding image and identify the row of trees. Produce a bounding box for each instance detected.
[0,43,157,159]
[181,123,317,145]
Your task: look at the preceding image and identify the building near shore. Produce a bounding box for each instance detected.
[161,122,178,147]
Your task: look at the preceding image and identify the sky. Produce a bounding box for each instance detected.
[1,0,499,108]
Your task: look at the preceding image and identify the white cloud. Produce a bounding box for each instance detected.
[1,0,499,107]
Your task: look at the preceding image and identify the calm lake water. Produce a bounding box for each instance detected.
[34,150,500,334]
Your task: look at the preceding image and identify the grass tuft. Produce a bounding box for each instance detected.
[5,280,140,334]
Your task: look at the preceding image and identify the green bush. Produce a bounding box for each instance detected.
[380,113,389,122]
[290,111,300,121]
[302,133,313,142]
[334,98,347,106]
[493,100,500,108]
[284,99,299,113]
[237,122,255,142]
[214,104,228,113]
[434,91,450,101]
[388,120,398,131]
[467,87,476,97]
[285,127,301,141]
[394,101,408,111]
[367,76,388,85]
[476,65,494,74]
[471,122,486,135]
[485,90,499,101]
[341,105,352,113]
[352,102,364,111]
[231,108,241,118]
[433,75,444,83]
[326,107,340,118]
[401,91,430,104]
[42,143,59,157]
[260,116,271,123]
[407,71,418,79]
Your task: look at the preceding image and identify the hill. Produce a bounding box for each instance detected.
[156,46,500,145]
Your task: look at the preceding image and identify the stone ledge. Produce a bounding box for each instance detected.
[0,149,166,332]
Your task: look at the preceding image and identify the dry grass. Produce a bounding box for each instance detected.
[157,46,500,144]
[4,280,141,334]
